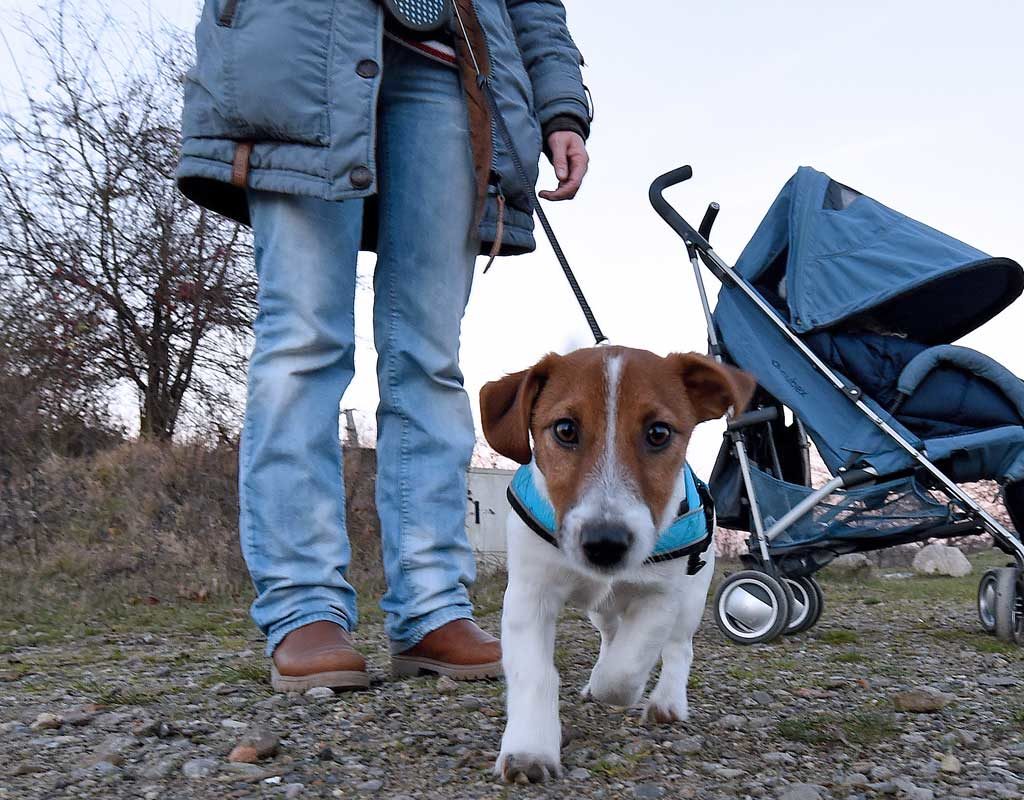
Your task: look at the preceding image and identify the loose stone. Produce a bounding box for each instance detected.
[182,757,219,779]
[892,687,954,712]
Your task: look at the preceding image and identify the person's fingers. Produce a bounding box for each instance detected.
[564,140,589,195]
[551,139,569,182]
[540,140,589,201]
[540,133,572,199]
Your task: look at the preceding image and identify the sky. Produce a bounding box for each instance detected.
[2,0,1023,475]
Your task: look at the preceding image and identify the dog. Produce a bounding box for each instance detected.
[479,346,755,784]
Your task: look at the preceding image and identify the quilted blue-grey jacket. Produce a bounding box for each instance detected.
[176,0,589,255]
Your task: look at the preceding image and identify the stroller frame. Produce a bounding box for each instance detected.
[649,165,1024,644]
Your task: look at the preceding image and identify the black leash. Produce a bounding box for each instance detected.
[451,4,607,345]
[483,81,607,345]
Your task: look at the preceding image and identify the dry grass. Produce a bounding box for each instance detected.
[0,439,388,624]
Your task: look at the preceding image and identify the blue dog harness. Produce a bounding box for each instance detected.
[507,464,714,574]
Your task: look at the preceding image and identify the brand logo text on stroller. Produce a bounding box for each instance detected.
[771,359,808,396]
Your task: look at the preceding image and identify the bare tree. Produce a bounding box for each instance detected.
[0,269,119,464]
[0,4,256,442]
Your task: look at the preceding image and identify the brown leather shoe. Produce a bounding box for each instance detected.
[270,621,369,693]
[391,619,502,680]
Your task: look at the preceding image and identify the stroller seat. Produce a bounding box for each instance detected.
[806,332,1024,440]
[897,345,1024,507]
[896,344,1024,432]
[809,333,1024,528]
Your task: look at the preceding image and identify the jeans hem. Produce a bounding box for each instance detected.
[265,611,351,657]
[387,605,474,655]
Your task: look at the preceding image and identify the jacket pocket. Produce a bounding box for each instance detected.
[216,0,241,27]
[196,0,333,146]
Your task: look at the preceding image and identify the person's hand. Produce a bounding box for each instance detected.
[539,131,588,201]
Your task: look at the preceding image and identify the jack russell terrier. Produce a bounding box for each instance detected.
[480,346,755,784]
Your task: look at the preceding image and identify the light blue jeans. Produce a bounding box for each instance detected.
[240,41,479,655]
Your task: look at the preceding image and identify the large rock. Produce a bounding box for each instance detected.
[869,544,920,568]
[826,553,876,578]
[911,543,972,577]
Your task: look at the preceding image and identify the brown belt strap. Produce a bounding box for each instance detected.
[483,193,505,273]
[231,141,254,188]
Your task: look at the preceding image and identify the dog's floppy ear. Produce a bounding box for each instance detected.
[672,352,757,422]
[479,355,556,464]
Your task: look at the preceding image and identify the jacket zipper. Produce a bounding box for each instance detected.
[465,0,500,175]
[217,0,241,27]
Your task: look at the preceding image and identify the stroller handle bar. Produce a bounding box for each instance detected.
[648,166,713,254]
[699,202,721,241]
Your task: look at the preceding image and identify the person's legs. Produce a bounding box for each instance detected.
[240,190,362,656]
[372,41,481,651]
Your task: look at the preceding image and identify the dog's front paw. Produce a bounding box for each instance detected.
[495,752,562,784]
[641,698,689,725]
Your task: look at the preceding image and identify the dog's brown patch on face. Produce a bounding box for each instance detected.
[480,346,756,531]
[529,348,610,521]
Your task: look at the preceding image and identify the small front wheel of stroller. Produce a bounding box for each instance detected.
[714,570,790,645]
[783,576,824,635]
[977,568,999,634]
[991,566,1024,645]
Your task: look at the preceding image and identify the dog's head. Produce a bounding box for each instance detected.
[480,346,755,575]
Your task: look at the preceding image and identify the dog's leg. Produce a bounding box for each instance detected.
[495,552,568,783]
[641,621,695,724]
[580,607,619,699]
[643,558,714,724]
[584,591,675,709]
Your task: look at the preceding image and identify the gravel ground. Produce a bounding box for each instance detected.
[2,554,1022,800]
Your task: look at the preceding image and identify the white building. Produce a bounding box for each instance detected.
[466,467,514,569]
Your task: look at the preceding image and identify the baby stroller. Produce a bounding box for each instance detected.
[649,165,1024,646]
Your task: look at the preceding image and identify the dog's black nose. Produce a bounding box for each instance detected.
[580,522,633,568]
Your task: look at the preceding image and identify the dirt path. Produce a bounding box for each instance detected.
[2,556,1022,799]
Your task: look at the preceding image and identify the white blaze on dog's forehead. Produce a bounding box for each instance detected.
[589,352,644,511]
[604,353,622,458]
[594,352,624,494]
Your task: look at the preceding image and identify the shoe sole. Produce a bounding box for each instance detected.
[390,656,502,681]
[270,665,370,693]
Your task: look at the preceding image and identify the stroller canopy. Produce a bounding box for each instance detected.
[716,167,1024,482]
[735,167,1024,343]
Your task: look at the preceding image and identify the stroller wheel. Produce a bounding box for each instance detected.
[783,576,824,635]
[808,576,825,623]
[977,569,999,634]
[992,566,1024,645]
[714,570,790,645]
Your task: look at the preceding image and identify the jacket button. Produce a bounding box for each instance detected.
[356,59,379,78]
[350,166,373,189]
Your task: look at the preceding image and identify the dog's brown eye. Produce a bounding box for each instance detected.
[646,422,672,449]
[552,419,579,446]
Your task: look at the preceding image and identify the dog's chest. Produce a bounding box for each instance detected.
[564,576,612,611]
[563,570,664,613]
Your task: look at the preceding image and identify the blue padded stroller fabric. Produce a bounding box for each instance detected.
[716,166,1024,484]
[730,167,1023,344]
[806,332,1024,438]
